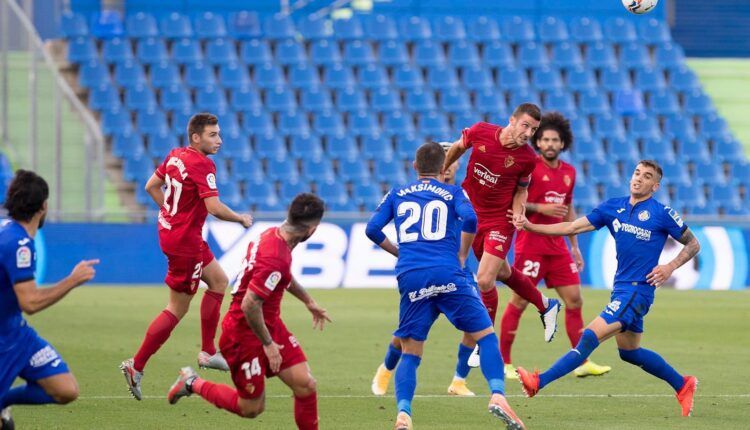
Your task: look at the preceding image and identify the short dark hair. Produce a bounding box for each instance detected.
[4,170,49,222]
[532,111,574,152]
[415,141,446,175]
[187,113,219,141]
[637,160,663,180]
[512,103,542,121]
[288,193,325,227]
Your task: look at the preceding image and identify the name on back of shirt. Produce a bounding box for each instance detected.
[166,156,188,179]
[396,183,453,200]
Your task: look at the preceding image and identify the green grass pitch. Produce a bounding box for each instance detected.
[11,287,750,429]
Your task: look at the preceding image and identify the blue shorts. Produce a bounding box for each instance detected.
[394,268,492,341]
[0,328,70,397]
[599,288,654,333]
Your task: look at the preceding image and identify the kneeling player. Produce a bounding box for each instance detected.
[167,194,331,430]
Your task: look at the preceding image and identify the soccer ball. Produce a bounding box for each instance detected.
[621,0,658,14]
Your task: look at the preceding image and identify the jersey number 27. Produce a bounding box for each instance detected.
[162,174,183,216]
[397,200,448,243]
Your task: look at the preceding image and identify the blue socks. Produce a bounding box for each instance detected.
[384,343,403,371]
[454,343,473,379]
[395,353,421,415]
[539,329,599,389]
[477,333,505,394]
[619,348,684,391]
[0,383,56,409]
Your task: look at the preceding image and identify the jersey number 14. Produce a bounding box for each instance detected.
[397,200,448,243]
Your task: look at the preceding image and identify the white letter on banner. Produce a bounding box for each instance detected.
[292,223,346,289]
[212,221,279,284]
[343,223,398,288]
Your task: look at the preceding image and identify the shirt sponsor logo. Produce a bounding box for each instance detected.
[396,183,454,201]
[16,245,31,268]
[473,163,499,187]
[604,300,621,316]
[166,156,188,179]
[570,262,579,274]
[18,238,30,246]
[29,345,59,368]
[638,210,650,221]
[612,219,652,241]
[488,230,508,243]
[504,156,515,168]
[206,173,217,190]
[543,191,567,205]
[616,208,626,213]
[265,271,282,290]
[408,283,457,302]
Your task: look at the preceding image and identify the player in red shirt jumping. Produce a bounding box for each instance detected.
[120,113,253,400]
[500,112,611,379]
[167,193,331,430]
[443,103,561,347]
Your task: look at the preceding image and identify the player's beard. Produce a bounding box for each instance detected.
[541,148,560,162]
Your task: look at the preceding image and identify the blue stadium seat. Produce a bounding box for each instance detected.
[336,88,367,113]
[312,111,345,136]
[620,43,651,69]
[298,16,332,40]
[194,12,227,39]
[434,16,466,42]
[648,90,679,115]
[123,155,154,182]
[452,110,479,131]
[571,116,593,141]
[310,40,342,66]
[172,38,203,65]
[427,66,459,90]
[405,89,437,113]
[205,39,238,65]
[441,88,472,114]
[102,38,133,64]
[289,64,321,89]
[353,182,382,206]
[393,65,424,90]
[145,129,179,158]
[268,157,300,182]
[603,182,629,199]
[317,179,349,205]
[379,40,409,67]
[675,184,706,207]
[614,89,646,116]
[333,16,364,40]
[184,62,216,88]
[219,62,251,89]
[570,17,603,43]
[195,85,228,112]
[231,86,262,112]
[383,111,416,136]
[575,139,605,162]
[300,87,333,112]
[170,108,193,134]
[579,90,610,115]
[448,41,480,67]
[358,65,389,90]
[264,14,296,40]
[112,131,145,159]
[585,42,617,69]
[395,134,421,159]
[79,60,109,89]
[518,42,549,68]
[481,41,514,69]
[606,137,640,166]
[497,66,529,91]
[664,115,697,141]
[654,43,685,68]
[698,114,730,140]
[240,39,272,65]
[254,63,285,89]
[709,183,741,208]
[322,64,356,89]
[634,67,666,91]
[660,161,691,187]
[349,111,380,136]
[641,138,675,162]
[638,18,671,45]
[731,161,750,186]
[217,179,243,210]
[418,112,450,138]
[276,39,307,66]
[255,194,285,212]
[125,84,157,111]
[256,133,290,161]
[219,122,245,147]
[342,40,375,66]
[242,109,275,136]
[684,91,715,116]
[603,17,637,44]
[593,113,626,140]
[326,195,359,212]
[724,204,750,216]
[227,11,262,40]
[588,159,619,186]
[374,158,407,184]
[365,14,399,41]
[278,110,310,136]
[301,158,335,182]
[538,16,569,43]
[531,66,563,91]
[551,42,582,68]
[136,38,168,65]
[233,157,264,183]
[414,41,447,68]
[400,16,432,42]
[466,16,501,42]
[126,12,158,39]
[327,134,360,161]
[502,16,535,43]
[713,137,744,163]
[629,113,662,140]
[91,11,124,39]
[61,11,89,38]
[545,91,576,117]
[460,66,494,91]
[668,66,701,93]
[475,89,508,116]
[290,134,323,160]
[600,66,633,91]
[371,88,402,113]
[136,108,168,135]
[68,37,98,63]
[566,66,596,92]
[90,83,121,111]
[361,133,394,160]
[160,12,193,39]
[160,84,192,111]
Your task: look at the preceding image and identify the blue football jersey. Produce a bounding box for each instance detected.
[586,196,687,295]
[0,220,36,352]
[366,178,477,277]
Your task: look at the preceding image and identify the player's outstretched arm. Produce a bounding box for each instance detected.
[145,173,166,207]
[204,196,253,228]
[241,289,283,372]
[646,228,700,288]
[289,278,332,331]
[13,259,99,315]
[443,139,467,173]
[565,205,584,271]
[514,212,595,237]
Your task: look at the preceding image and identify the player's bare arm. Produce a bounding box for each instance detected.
[459,231,475,267]
[144,173,166,207]
[515,214,596,237]
[525,201,569,218]
[13,259,99,315]
[241,289,283,372]
[442,139,467,173]
[204,196,253,228]
[646,228,701,288]
[510,184,529,226]
[376,238,399,257]
[565,205,584,271]
[289,278,332,331]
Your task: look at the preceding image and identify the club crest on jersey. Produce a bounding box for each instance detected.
[245,383,256,395]
[478,145,486,152]
[16,245,31,268]
[206,173,217,190]
[504,156,515,168]
[638,210,650,221]
[563,175,572,186]
[473,163,499,187]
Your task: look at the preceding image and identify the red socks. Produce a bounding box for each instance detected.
[294,392,319,430]
[565,307,584,348]
[200,290,224,355]
[192,378,242,416]
[505,267,546,312]
[480,288,499,324]
[499,302,523,364]
[133,310,179,371]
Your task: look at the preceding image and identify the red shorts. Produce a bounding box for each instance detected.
[513,252,581,288]
[472,224,515,261]
[163,241,215,295]
[219,320,308,400]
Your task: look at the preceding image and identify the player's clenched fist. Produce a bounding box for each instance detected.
[69,259,100,286]
[240,214,253,228]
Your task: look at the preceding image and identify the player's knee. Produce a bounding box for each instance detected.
[509,295,529,309]
[618,348,640,365]
[565,296,583,309]
[240,402,265,419]
[208,274,229,293]
[495,264,511,281]
[52,384,79,404]
[294,376,317,397]
[476,275,495,292]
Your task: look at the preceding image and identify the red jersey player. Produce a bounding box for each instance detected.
[501,112,611,379]
[167,193,331,430]
[121,113,253,400]
[443,103,561,345]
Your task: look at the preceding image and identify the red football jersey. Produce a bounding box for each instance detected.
[223,227,293,339]
[461,122,537,224]
[155,147,219,256]
[515,156,577,255]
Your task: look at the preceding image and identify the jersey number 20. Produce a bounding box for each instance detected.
[397,200,448,243]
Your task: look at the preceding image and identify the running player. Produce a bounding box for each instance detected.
[514,160,699,417]
[167,193,331,430]
[0,170,99,428]
[366,142,525,430]
[121,113,253,400]
[500,112,611,379]
[443,104,561,343]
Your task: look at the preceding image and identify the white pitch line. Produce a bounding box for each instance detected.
[80,393,750,400]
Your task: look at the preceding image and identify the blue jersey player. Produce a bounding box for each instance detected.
[0,170,99,429]
[513,160,700,417]
[366,142,525,430]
